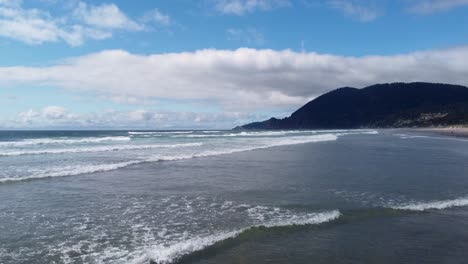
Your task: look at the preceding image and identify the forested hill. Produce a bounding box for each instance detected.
[236,82,468,129]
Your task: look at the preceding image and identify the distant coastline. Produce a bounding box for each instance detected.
[237,82,468,130]
[414,126,468,138]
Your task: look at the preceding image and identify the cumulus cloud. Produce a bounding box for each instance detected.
[42,105,67,119]
[16,106,73,126]
[328,0,381,22]
[214,0,291,15]
[4,107,268,129]
[72,2,143,30]
[0,1,170,46]
[0,1,105,46]
[0,46,468,112]
[18,109,40,124]
[407,0,468,14]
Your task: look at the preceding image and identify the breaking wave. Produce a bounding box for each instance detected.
[175,130,318,138]
[391,197,468,211]
[0,136,131,147]
[129,131,193,135]
[0,161,142,183]
[0,134,337,183]
[0,143,203,157]
[128,210,341,264]
[147,134,338,162]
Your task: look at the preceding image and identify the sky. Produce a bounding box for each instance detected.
[0,0,467,129]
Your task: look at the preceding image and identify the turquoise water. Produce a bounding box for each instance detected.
[1,129,468,263]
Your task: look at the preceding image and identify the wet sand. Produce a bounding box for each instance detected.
[414,127,468,138]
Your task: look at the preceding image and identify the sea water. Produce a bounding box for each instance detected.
[1,129,468,263]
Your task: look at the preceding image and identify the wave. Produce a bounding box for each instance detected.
[0,143,203,157]
[395,134,430,139]
[0,161,142,184]
[129,131,193,135]
[129,210,341,264]
[200,130,223,133]
[395,133,468,143]
[147,134,338,162]
[336,130,379,136]
[0,134,337,184]
[128,132,163,136]
[391,197,468,211]
[175,130,378,138]
[0,136,131,147]
[175,131,313,138]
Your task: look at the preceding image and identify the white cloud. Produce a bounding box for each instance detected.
[328,0,381,22]
[6,107,268,129]
[0,3,99,46]
[227,27,265,45]
[0,1,169,46]
[0,47,468,113]
[214,0,291,15]
[141,8,171,25]
[42,105,67,119]
[73,2,143,30]
[407,0,468,14]
[18,109,40,124]
[0,1,117,46]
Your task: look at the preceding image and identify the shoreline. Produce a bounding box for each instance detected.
[410,126,468,138]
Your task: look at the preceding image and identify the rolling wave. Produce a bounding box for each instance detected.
[174,130,378,138]
[129,131,193,135]
[174,130,317,138]
[0,136,131,147]
[391,197,468,211]
[395,133,468,142]
[129,210,341,264]
[147,134,338,162]
[0,134,337,183]
[0,161,141,183]
[0,143,203,157]
[395,134,430,139]
[200,130,223,133]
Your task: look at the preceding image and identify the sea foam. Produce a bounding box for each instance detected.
[129,131,193,135]
[0,134,337,183]
[0,161,141,183]
[391,197,468,211]
[128,210,341,264]
[0,142,202,156]
[0,136,131,147]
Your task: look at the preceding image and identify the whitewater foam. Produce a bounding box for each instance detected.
[396,134,430,139]
[0,161,142,183]
[148,134,338,162]
[129,210,341,264]
[175,130,322,138]
[391,197,468,211]
[129,131,193,135]
[0,134,337,183]
[395,133,468,142]
[0,136,131,147]
[0,142,203,157]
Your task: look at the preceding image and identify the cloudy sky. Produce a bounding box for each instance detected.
[0,0,467,129]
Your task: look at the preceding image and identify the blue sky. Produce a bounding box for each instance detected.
[0,0,468,129]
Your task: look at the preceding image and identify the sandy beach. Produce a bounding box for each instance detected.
[415,126,468,138]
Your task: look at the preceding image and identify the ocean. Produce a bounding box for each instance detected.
[1,129,468,264]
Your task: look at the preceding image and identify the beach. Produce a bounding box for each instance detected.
[414,126,468,138]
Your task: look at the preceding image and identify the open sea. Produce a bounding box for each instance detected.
[1,129,468,264]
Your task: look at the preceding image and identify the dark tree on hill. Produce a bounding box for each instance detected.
[237,82,468,130]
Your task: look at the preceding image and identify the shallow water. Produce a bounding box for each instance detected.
[1,129,468,263]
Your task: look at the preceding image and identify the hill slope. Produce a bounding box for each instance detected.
[237,82,468,129]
